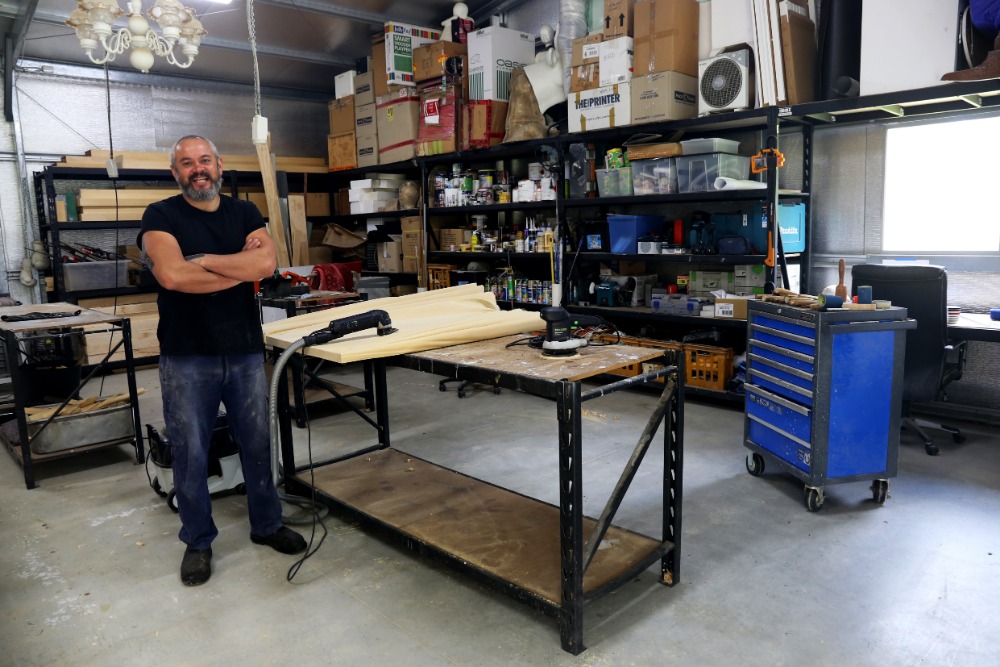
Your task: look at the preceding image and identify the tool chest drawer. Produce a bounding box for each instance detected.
[746,384,812,443]
[747,415,811,473]
[746,354,815,406]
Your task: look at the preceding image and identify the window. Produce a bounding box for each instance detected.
[883,114,1000,253]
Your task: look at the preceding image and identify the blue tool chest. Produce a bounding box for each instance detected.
[743,300,916,511]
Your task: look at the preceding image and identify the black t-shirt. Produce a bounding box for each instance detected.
[138,195,266,356]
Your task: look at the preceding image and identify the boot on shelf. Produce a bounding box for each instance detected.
[943,33,1000,81]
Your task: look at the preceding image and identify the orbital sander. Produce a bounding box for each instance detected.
[539,307,603,357]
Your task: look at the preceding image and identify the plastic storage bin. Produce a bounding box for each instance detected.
[62,260,129,292]
[631,158,677,195]
[676,153,750,193]
[680,138,740,154]
[596,167,633,197]
[607,214,666,253]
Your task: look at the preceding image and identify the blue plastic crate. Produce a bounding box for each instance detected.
[607,214,666,254]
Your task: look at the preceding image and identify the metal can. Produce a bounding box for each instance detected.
[478,169,495,190]
[605,148,625,169]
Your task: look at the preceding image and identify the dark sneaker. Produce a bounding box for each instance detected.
[180,547,212,586]
[250,526,307,554]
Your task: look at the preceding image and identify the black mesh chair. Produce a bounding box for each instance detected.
[851,264,967,455]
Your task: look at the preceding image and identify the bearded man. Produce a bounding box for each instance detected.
[139,135,306,586]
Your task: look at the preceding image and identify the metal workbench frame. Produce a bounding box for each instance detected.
[277,340,683,654]
[0,304,145,489]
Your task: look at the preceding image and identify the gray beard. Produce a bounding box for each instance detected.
[181,178,222,202]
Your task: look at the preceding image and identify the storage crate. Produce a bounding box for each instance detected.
[679,137,740,154]
[630,158,677,195]
[596,167,634,197]
[62,260,129,292]
[675,153,749,192]
[685,344,734,391]
[607,214,666,253]
[427,264,457,290]
[592,334,682,383]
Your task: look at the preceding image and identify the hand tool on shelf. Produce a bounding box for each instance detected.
[836,259,848,300]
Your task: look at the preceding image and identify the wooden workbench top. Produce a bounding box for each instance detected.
[406,335,667,383]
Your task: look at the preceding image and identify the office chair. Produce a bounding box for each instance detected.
[850,264,967,455]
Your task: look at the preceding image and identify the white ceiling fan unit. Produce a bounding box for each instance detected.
[698,49,754,115]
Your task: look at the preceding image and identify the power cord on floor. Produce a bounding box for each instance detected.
[280,351,330,582]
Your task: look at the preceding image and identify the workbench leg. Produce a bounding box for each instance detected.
[557,380,585,654]
[372,359,390,448]
[121,318,144,463]
[290,354,308,428]
[661,367,684,587]
[362,359,375,411]
[6,333,35,489]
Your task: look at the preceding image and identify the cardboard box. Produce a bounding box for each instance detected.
[400,215,422,233]
[376,91,420,164]
[572,33,604,66]
[467,26,535,101]
[633,0,700,77]
[625,141,683,160]
[413,40,468,87]
[356,133,378,168]
[371,36,406,99]
[376,234,404,272]
[462,100,507,149]
[354,71,375,106]
[439,228,466,250]
[334,71,355,99]
[603,0,634,38]
[568,82,631,133]
[630,71,697,124]
[417,80,462,156]
[401,257,420,274]
[354,102,377,139]
[598,36,633,86]
[402,230,423,258]
[327,132,357,171]
[328,95,355,135]
[714,296,755,320]
[570,64,601,93]
[381,22,441,87]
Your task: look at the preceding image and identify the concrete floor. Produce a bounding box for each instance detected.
[3,361,1000,666]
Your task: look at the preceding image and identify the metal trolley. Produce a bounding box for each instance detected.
[743,300,915,511]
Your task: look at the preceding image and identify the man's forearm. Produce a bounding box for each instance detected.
[192,247,276,282]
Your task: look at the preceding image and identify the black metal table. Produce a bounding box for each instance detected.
[0,303,145,489]
[277,335,683,654]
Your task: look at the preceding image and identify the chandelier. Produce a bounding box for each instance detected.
[66,0,207,73]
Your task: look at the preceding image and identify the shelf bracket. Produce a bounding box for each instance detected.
[876,104,905,118]
[959,94,983,108]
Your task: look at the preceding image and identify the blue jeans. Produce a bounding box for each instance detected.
[159,353,283,549]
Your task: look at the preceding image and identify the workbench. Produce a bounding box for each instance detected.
[276,335,683,654]
[0,303,145,489]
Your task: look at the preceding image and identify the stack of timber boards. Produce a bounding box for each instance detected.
[77,294,159,364]
[56,150,329,173]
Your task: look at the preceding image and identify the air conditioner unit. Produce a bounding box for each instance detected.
[698,49,754,115]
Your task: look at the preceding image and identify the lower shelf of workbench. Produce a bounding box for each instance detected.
[296,447,667,606]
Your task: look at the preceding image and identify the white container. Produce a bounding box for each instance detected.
[467,26,535,101]
[334,71,355,99]
[680,137,740,155]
